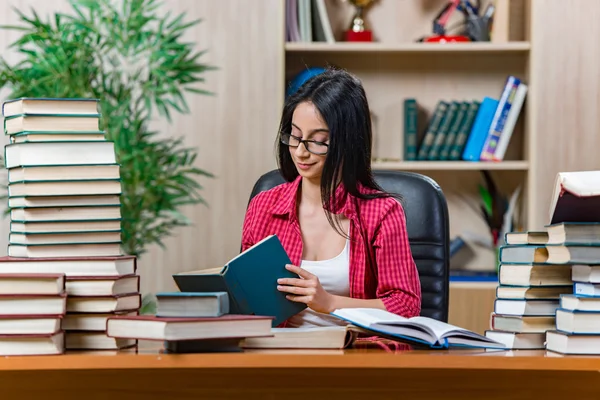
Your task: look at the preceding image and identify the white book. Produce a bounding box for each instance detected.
[3,98,99,117]
[4,114,100,134]
[0,331,64,356]
[0,256,136,277]
[66,293,141,313]
[8,180,122,197]
[8,243,122,258]
[4,141,116,168]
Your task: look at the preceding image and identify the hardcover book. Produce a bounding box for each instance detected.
[172,235,306,326]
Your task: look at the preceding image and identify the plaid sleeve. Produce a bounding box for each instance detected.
[373,200,421,317]
[241,196,259,252]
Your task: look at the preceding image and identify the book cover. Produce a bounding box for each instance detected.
[461,97,498,161]
[173,235,307,326]
[449,100,479,160]
[479,75,521,160]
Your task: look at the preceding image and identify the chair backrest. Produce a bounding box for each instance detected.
[246,169,450,322]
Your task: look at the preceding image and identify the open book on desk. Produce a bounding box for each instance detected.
[331,308,506,349]
[172,235,306,327]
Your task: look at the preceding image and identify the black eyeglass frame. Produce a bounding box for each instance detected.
[280,132,329,155]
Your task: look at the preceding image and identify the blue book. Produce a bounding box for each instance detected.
[461,97,498,162]
[172,235,306,326]
[155,292,230,317]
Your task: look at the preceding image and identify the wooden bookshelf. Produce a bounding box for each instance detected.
[371,160,530,171]
[282,0,532,272]
[285,41,531,53]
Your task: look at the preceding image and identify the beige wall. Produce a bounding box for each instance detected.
[529,0,600,229]
[0,0,598,296]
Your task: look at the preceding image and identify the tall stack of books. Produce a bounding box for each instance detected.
[486,170,600,354]
[484,227,572,350]
[0,98,140,354]
[544,171,600,354]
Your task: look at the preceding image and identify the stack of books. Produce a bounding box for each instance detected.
[0,97,140,354]
[0,273,66,355]
[486,170,600,354]
[545,223,600,354]
[484,226,573,349]
[106,291,274,353]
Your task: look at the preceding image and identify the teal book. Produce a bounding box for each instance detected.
[417,101,448,160]
[172,235,306,326]
[403,98,418,160]
[427,100,459,160]
[155,292,230,317]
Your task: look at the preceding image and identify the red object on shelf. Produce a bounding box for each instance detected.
[424,35,470,43]
[345,30,373,42]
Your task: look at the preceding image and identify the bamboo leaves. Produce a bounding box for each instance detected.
[0,0,215,257]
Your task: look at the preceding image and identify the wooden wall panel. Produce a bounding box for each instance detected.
[0,0,284,296]
[528,0,600,229]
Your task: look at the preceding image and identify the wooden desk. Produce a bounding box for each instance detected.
[0,343,598,400]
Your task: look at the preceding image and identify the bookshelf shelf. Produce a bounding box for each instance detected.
[285,42,531,54]
[371,161,530,171]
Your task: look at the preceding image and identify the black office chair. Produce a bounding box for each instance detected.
[246,169,450,322]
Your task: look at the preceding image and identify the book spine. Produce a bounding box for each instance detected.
[417,101,448,160]
[461,98,498,161]
[428,101,458,160]
[449,101,479,160]
[439,101,468,160]
[492,83,528,161]
[403,99,418,161]
[480,76,521,160]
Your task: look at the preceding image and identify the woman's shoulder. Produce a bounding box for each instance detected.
[355,188,407,221]
[247,179,296,212]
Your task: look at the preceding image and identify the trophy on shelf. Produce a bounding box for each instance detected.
[344,0,377,42]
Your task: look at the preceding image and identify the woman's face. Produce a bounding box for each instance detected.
[289,101,330,182]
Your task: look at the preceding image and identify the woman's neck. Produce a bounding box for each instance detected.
[299,176,322,210]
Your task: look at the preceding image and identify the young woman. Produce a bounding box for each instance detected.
[241,68,421,328]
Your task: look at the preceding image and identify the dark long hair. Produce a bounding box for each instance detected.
[276,67,400,239]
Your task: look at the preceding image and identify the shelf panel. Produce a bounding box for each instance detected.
[371,161,530,171]
[285,42,531,53]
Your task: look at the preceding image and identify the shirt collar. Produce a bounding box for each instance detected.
[271,175,357,219]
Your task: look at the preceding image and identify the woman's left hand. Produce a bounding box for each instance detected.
[277,264,335,313]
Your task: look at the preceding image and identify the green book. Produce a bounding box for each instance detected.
[449,101,480,160]
[172,235,306,327]
[403,99,418,161]
[439,101,469,160]
[427,101,459,160]
[417,101,448,161]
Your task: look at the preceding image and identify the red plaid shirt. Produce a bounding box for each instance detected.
[242,175,421,318]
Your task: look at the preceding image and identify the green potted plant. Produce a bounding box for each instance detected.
[0,0,215,313]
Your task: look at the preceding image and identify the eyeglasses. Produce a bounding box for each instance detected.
[280,133,329,155]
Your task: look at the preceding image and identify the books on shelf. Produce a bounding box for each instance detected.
[404,75,527,163]
[0,97,141,355]
[286,0,334,43]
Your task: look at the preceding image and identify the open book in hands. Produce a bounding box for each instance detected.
[331,308,506,349]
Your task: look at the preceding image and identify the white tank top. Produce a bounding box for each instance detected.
[286,238,351,328]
